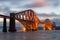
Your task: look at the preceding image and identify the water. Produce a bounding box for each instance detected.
[0,30,60,40]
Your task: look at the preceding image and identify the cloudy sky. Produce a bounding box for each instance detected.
[0,0,60,26]
[0,0,60,14]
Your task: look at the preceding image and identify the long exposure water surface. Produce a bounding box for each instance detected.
[0,30,60,40]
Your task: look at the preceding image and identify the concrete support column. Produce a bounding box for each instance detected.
[9,13,16,32]
[3,17,7,32]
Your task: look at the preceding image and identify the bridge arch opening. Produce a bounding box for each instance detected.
[0,18,10,32]
[38,24,44,30]
[15,20,26,32]
[0,18,4,32]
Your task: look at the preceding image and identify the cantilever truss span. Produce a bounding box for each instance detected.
[15,9,40,31]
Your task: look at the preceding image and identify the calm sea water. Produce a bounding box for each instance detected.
[0,30,60,40]
[0,27,60,40]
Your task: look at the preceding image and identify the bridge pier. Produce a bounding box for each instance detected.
[9,13,16,32]
[3,17,7,32]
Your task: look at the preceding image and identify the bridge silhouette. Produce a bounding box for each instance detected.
[0,9,40,32]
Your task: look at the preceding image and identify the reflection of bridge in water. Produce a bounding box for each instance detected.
[0,9,55,32]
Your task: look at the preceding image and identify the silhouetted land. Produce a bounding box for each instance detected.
[55,27,60,30]
[38,26,60,30]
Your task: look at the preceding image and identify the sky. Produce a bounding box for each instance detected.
[0,0,60,26]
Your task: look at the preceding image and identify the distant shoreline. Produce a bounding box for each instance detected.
[0,26,60,30]
[38,26,60,30]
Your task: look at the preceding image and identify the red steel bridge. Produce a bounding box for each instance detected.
[0,9,55,32]
[0,9,40,32]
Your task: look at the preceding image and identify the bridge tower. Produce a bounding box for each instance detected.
[9,13,16,32]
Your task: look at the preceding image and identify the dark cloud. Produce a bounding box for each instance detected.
[46,0,60,7]
[23,2,45,8]
[37,13,60,17]
[0,0,60,16]
[0,0,22,1]
[0,6,11,16]
[22,0,60,8]
[23,3,39,8]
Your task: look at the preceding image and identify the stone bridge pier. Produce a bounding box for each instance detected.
[3,17,7,32]
[9,13,16,32]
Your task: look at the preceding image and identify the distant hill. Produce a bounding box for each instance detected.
[38,26,60,30]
